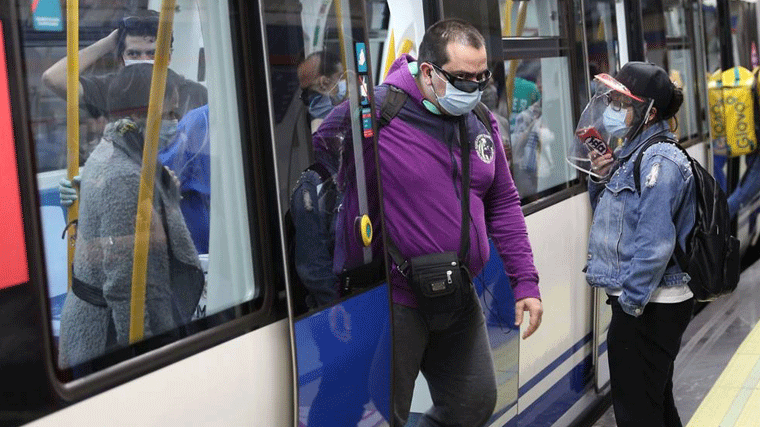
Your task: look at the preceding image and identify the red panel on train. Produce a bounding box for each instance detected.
[0,22,29,289]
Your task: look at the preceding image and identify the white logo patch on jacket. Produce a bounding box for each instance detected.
[475,133,495,164]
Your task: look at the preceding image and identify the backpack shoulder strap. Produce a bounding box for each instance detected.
[305,162,331,183]
[472,102,491,130]
[378,84,408,128]
[633,135,681,194]
[632,134,693,270]
[378,86,492,134]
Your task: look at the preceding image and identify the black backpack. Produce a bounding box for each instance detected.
[286,84,494,309]
[633,136,740,301]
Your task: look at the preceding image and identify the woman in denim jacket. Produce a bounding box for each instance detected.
[582,62,694,427]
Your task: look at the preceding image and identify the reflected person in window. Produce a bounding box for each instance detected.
[58,64,203,368]
[41,9,207,124]
[297,50,347,133]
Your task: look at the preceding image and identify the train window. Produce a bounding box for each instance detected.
[17,1,269,380]
[668,48,701,141]
[701,1,722,74]
[263,0,389,317]
[497,0,561,38]
[506,57,578,200]
[661,0,706,143]
[584,0,621,77]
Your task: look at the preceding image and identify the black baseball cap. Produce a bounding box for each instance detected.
[614,62,674,113]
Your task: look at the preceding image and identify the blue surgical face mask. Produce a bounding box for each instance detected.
[308,94,334,119]
[159,118,178,147]
[432,69,482,116]
[602,105,629,136]
[334,79,347,102]
[308,79,347,119]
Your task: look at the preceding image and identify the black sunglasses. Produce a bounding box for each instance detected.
[429,63,491,93]
[120,15,159,31]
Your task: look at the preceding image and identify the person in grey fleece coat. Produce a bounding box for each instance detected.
[58,64,203,368]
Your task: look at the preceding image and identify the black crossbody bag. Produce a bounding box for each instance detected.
[386,116,473,313]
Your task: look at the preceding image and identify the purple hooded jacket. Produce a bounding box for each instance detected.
[313,54,540,307]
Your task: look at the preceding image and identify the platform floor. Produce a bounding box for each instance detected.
[591,258,760,427]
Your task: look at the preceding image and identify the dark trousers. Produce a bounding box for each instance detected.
[392,288,497,427]
[607,296,694,427]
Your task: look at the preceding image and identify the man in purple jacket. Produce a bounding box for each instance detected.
[316,19,543,426]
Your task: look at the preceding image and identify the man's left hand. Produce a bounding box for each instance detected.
[515,297,543,339]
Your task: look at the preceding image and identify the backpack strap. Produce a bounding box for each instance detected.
[472,102,492,131]
[632,134,691,269]
[378,85,408,128]
[305,162,331,183]
[633,134,681,194]
[378,84,493,132]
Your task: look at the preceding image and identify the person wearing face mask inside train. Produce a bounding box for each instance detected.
[57,64,203,368]
[59,102,211,255]
[42,9,207,122]
[297,50,347,133]
[318,19,543,426]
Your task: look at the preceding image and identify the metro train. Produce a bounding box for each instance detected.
[0,0,758,426]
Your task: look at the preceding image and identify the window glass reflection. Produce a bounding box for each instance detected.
[584,0,619,78]
[668,50,698,140]
[497,0,561,37]
[22,0,258,372]
[504,57,576,200]
[264,0,387,317]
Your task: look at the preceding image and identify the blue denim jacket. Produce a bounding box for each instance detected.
[586,122,695,317]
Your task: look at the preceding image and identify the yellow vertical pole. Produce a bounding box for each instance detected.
[129,0,176,344]
[66,0,79,289]
[383,30,396,80]
[503,0,513,37]
[333,0,349,75]
[505,1,528,113]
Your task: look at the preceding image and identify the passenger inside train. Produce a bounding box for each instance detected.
[297,50,347,133]
[41,9,207,127]
[289,50,345,311]
[58,64,204,368]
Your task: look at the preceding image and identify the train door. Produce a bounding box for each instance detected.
[259,1,392,425]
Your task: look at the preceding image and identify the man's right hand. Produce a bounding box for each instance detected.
[59,176,81,208]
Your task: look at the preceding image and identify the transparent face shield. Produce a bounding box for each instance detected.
[567,73,653,179]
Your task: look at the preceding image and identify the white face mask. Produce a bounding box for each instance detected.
[124,59,155,66]
[159,118,178,148]
[431,69,482,116]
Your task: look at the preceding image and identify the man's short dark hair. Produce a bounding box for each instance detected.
[106,63,180,119]
[116,9,174,59]
[417,19,486,67]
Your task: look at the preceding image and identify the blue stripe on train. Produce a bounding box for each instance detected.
[516,355,594,426]
[519,333,592,396]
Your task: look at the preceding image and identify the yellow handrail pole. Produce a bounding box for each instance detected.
[66,0,79,290]
[129,0,176,344]
[503,0,513,37]
[333,0,349,79]
[505,1,528,112]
